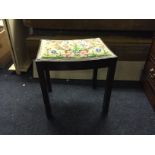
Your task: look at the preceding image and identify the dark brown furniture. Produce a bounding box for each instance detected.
[142,34,155,110]
[24,19,154,62]
[35,44,117,119]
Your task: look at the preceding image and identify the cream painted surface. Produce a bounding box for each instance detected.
[6,20,31,73]
[0,29,11,67]
[33,61,145,81]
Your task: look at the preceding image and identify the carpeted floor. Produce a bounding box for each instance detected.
[0,68,155,135]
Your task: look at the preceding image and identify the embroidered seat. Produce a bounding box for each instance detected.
[36,38,115,61]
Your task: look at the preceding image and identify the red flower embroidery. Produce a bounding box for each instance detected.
[80,50,88,57]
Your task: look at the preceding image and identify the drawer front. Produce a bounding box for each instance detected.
[143,75,155,94]
[150,40,155,58]
[143,57,155,93]
[147,76,155,93]
[145,56,155,80]
[143,79,155,110]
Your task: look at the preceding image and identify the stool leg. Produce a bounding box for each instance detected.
[92,68,98,89]
[45,70,52,92]
[36,64,52,119]
[103,61,116,115]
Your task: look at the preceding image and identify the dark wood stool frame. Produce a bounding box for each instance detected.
[36,56,117,119]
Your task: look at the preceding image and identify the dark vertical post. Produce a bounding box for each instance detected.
[36,62,52,119]
[103,59,117,115]
[45,70,52,92]
[92,68,98,89]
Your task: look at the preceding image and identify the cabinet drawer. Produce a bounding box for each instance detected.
[143,79,155,110]
[143,57,155,92]
[147,76,155,92]
[145,56,155,76]
[150,41,155,58]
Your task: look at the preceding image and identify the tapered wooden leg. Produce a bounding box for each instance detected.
[36,63,52,119]
[103,60,117,115]
[45,70,52,92]
[92,68,98,89]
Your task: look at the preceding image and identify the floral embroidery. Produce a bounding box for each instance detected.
[37,38,114,60]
